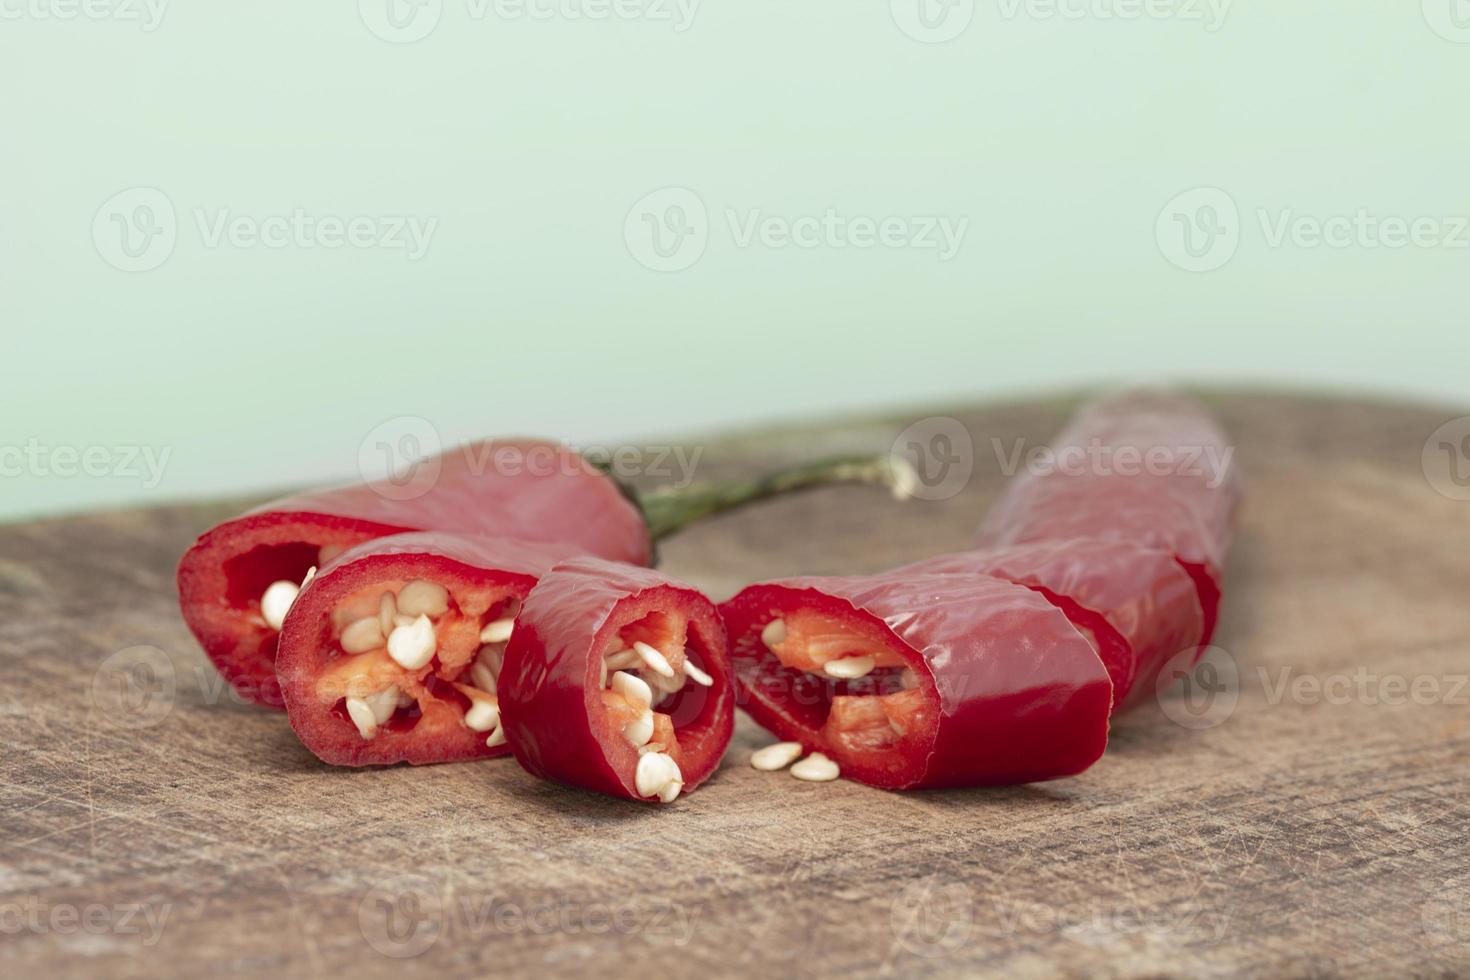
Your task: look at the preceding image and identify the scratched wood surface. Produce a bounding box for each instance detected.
[2,391,1469,979]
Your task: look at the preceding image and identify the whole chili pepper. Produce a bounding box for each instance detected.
[499,557,733,804]
[719,570,1112,790]
[178,441,906,709]
[898,539,1203,712]
[275,532,582,767]
[977,391,1240,645]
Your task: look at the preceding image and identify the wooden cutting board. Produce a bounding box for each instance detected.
[4,391,1468,978]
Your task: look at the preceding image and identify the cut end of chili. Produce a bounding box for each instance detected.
[500,559,734,804]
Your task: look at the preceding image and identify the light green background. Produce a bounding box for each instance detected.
[4,1,1468,521]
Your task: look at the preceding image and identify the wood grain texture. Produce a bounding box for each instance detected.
[2,391,1468,979]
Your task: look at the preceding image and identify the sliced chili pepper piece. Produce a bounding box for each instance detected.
[720,571,1112,790]
[499,558,733,804]
[977,391,1241,645]
[275,532,582,766]
[179,444,909,710]
[899,538,1203,712]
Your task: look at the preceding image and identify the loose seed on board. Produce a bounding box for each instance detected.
[386,614,436,670]
[791,752,840,782]
[750,742,803,772]
[340,617,384,654]
[397,580,449,618]
[478,618,515,644]
[633,641,675,678]
[761,619,787,648]
[823,655,876,680]
[684,660,714,687]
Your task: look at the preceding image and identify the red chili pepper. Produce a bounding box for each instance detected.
[720,571,1112,790]
[179,444,906,710]
[898,539,1203,712]
[977,392,1240,645]
[499,558,733,804]
[275,532,581,766]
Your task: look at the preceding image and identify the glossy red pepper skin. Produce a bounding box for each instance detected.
[720,572,1112,790]
[499,558,734,803]
[276,532,581,766]
[899,539,1203,712]
[977,392,1240,645]
[178,440,648,709]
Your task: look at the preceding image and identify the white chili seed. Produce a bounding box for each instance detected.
[634,751,682,800]
[623,708,655,747]
[604,649,642,671]
[657,780,683,803]
[340,616,384,654]
[761,619,787,648]
[463,697,500,733]
[471,660,497,695]
[684,660,714,687]
[301,566,317,589]
[823,655,876,680]
[790,752,840,782]
[345,697,378,739]
[478,618,515,645]
[612,670,653,708]
[485,725,508,748]
[900,668,920,690]
[260,581,300,631]
[378,592,398,636]
[750,741,804,772]
[364,686,401,725]
[633,641,675,678]
[397,580,449,618]
[386,614,437,670]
